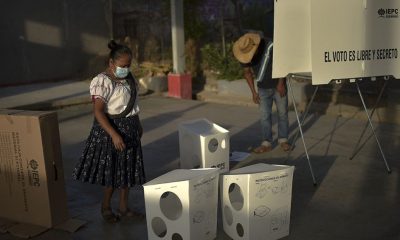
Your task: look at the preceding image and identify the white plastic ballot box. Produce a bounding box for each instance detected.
[221,163,294,240]
[143,168,219,240]
[179,118,229,173]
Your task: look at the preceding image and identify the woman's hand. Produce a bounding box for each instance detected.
[93,98,126,151]
[111,133,126,151]
[138,124,143,138]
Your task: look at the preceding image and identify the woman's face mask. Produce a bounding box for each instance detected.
[114,66,129,78]
[110,54,131,79]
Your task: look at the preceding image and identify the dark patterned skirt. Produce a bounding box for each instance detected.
[72,115,145,188]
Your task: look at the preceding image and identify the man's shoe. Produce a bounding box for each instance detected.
[280,142,291,152]
[253,145,272,154]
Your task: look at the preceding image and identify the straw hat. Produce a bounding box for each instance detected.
[232,33,261,64]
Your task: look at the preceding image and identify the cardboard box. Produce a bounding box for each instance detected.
[221,163,294,240]
[179,118,230,173]
[144,168,219,240]
[0,109,69,228]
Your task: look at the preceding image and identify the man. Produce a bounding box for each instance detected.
[233,32,291,153]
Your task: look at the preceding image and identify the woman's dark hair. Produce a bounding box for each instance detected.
[108,40,132,60]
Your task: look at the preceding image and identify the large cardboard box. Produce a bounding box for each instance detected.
[179,118,230,173]
[143,168,219,240]
[221,163,294,240]
[0,109,69,228]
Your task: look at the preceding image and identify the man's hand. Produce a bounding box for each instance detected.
[276,78,286,97]
[243,67,260,104]
[252,92,260,104]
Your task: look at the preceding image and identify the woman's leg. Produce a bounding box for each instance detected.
[118,187,144,218]
[119,187,129,212]
[102,187,114,209]
[101,187,119,222]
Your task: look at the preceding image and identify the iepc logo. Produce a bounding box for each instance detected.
[378,8,399,18]
[28,159,40,187]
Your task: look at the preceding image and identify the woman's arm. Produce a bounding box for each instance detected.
[137,115,143,138]
[93,98,126,151]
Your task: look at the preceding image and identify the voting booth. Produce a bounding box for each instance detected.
[221,164,294,240]
[272,0,400,183]
[143,168,219,240]
[273,0,400,83]
[179,119,230,173]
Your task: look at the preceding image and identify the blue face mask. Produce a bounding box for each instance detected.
[114,66,129,78]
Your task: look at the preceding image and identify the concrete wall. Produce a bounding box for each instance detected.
[0,0,112,86]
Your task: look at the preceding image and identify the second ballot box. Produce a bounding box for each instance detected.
[220,163,294,240]
[144,168,219,240]
[179,118,229,173]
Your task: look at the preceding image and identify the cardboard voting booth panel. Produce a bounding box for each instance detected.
[272,0,312,79]
[143,168,219,240]
[0,110,69,228]
[311,0,364,83]
[311,0,400,84]
[179,119,229,173]
[364,0,400,77]
[221,164,294,240]
[273,0,400,85]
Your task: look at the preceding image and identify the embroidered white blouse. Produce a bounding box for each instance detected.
[90,73,139,117]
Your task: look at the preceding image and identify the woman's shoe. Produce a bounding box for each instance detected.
[117,208,145,219]
[101,207,119,223]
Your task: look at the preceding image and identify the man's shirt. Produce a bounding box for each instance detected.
[242,38,278,89]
